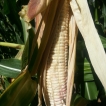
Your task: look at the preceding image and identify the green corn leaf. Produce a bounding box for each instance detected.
[0,71,37,106]
[102,4,106,28]
[3,0,22,32]
[71,94,90,106]
[20,17,29,43]
[0,58,21,78]
[76,51,98,100]
[21,25,38,70]
[100,35,106,48]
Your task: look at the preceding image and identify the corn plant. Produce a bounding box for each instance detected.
[0,0,106,106]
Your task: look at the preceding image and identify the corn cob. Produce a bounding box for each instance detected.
[45,0,70,105]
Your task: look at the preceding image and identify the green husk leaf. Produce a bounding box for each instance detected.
[71,94,90,106]
[21,27,36,70]
[0,70,37,106]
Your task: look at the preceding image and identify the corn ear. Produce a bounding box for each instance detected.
[45,1,69,105]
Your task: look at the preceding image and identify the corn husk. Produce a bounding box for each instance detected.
[70,0,106,89]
